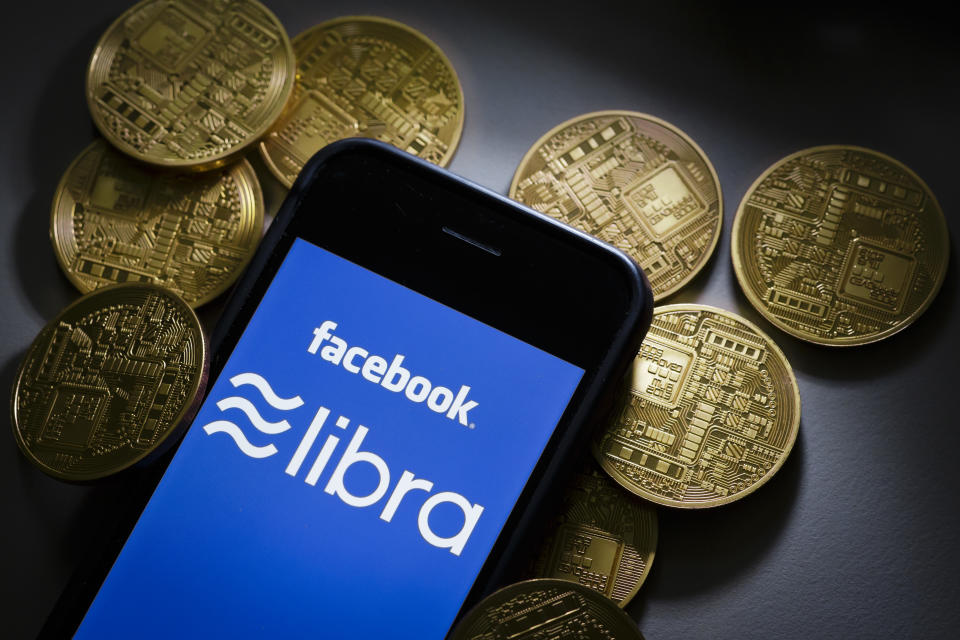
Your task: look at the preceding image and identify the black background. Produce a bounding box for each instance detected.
[2,2,958,638]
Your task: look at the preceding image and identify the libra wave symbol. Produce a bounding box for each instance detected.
[199,371,485,555]
[201,372,304,458]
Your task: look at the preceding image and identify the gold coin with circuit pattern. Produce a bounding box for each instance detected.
[51,140,263,307]
[732,146,949,345]
[510,111,722,301]
[594,304,800,508]
[530,464,657,606]
[259,15,465,188]
[87,0,295,170]
[11,284,208,482]
[450,579,645,640]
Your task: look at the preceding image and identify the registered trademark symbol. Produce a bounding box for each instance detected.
[469,423,475,429]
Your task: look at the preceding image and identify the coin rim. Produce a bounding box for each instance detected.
[450,578,644,640]
[618,492,657,604]
[49,140,264,308]
[731,144,951,346]
[258,14,466,188]
[85,0,296,171]
[507,110,724,301]
[10,283,209,482]
[593,303,802,509]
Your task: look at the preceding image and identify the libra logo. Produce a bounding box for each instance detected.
[201,372,484,556]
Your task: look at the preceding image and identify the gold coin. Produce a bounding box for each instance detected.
[50,140,264,307]
[509,111,722,301]
[594,304,800,508]
[530,464,657,607]
[11,284,208,482]
[731,145,950,346]
[259,16,465,188]
[87,0,295,170]
[450,579,645,640]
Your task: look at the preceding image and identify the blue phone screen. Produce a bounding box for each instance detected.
[76,238,584,638]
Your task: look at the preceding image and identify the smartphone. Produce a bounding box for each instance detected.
[42,139,652,638]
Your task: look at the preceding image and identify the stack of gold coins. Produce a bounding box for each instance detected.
[510,112,803,620]
[18,3,471,483]
[12,0,302,481]
[511,110,947,637]
[73,0,296,301]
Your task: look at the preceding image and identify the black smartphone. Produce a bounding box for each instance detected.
[43,140,652,638]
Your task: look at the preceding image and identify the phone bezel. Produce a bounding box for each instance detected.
[41,139,652,638]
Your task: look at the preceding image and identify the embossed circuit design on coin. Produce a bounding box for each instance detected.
[510,111,722,301]
[259,15,464,188]
[51,140,263,307]
[450,579,645,640]
[732,146,949,345]
[595,305,800,508]
[11,285,207,481]
[87,0,295,169]
[531,464,657,607]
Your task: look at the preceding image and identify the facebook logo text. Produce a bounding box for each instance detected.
[307,321,479,427]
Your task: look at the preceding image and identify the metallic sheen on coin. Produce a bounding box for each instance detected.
[51,140,264,307]
[11,285,207,481]
[732,145,950,346]
[595,304,800,508]
[259,15,465,188]
[87,0,295,170]
[510,111,722,301]
[450,579,645,640]
[531,464,657,606]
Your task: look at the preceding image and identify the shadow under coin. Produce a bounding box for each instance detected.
[2,350,113,637]
[15,26,110,320]
[26,26,104,183]
[4,349,121,556]
[627,423,804,610]
[3,341,176,640]
[15,190,76,320]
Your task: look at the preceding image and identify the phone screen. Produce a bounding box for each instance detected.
[75,238,584,638]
